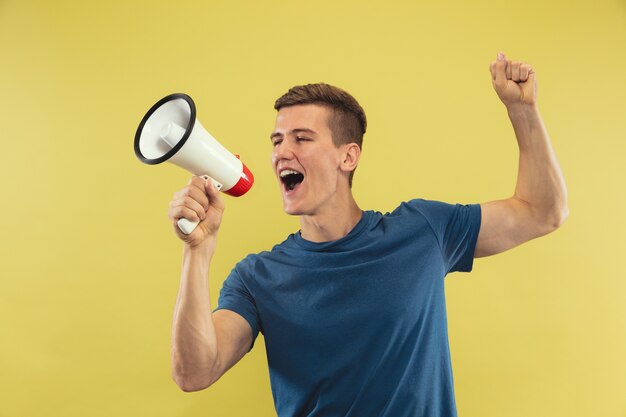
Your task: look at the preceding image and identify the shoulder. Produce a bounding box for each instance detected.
[391,198,452,212]
[389,198,479,220]
[367,199,444,240]
[385,198,481,240]
[386,198,449,222]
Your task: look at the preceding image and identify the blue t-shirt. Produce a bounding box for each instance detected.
[215,199,482,417]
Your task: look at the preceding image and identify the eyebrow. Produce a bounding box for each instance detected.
[270,128,318,141]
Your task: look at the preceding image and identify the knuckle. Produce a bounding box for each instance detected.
[179,206,189,216]
[183,196,196,207]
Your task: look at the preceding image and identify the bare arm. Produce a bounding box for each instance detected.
[475,53,569,258]
[169,177,253,392]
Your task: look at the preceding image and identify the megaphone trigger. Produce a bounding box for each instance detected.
[201,175,223,191]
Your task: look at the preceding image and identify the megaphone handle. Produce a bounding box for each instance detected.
[177,176,223,235]
[177,218,199,235]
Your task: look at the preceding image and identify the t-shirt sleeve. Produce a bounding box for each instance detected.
[214,265,261,350]
[411,199,482,274]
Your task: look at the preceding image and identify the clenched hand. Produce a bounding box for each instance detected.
[490,52,537,108]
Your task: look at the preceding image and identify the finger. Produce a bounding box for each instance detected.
[188,176,208,193]
[169,194,207,220]
[170,205,201,223]
[182,196,207,220]
[511,61,521,82]
[205,178,225,211]
[519,64,532,82]
[493,53,508,89]
[505,59,512,79]
[187,185,210,211]
[489,61,497,81]
[168,202,199,223]
[177,183,210,212]
[171,191,208,216]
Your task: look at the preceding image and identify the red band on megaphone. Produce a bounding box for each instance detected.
[225,163,254,197]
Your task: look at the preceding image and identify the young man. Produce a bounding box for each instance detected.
[167,52,568,417]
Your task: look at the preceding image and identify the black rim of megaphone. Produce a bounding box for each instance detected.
[134,93,197,165]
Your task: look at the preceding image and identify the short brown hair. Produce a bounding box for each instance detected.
[274,83,367,186]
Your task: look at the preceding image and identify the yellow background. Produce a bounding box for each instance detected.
[1,0,625,416]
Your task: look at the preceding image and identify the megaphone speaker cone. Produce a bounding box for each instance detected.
[134,93,196,165]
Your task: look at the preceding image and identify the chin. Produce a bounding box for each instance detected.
[282,200,309,216]
[283,205,304,216]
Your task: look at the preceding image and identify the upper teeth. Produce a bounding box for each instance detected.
[280,169,301,177]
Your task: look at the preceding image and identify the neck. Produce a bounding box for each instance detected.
[299,194,362,243]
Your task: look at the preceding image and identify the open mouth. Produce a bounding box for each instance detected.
[280,169,304,192]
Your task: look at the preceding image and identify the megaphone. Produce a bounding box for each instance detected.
[134,93,254,234]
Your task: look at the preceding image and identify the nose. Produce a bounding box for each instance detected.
[272,140,295,164]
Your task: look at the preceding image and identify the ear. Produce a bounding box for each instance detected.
[340,143,361,174]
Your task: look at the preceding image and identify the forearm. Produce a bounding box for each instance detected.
[171,239,220,391]
[508,104,569,227]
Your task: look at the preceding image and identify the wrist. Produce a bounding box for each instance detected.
[506,103,539,119]
[183,236,218,257]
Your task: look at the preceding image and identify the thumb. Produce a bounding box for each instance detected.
[204,177,225,211]
[493,52,508,90]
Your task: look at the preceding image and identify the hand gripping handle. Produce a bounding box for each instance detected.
[177,176,222,235]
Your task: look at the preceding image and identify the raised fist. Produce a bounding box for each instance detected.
[489,52,537,108]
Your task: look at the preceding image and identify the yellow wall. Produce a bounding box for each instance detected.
[1,0,625,416]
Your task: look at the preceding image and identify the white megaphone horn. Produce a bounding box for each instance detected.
[134,93,254,235]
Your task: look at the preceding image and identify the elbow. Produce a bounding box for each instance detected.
[171,359,220,392]
[553,204,570,228]
[544,206,569,233]
[557,206,570,227]
[172,374,199,393]
[172,371,216,392]
[553,190,570,228]
[171,347,221,392]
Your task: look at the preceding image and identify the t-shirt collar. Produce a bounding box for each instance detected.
[291,210,373,251]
